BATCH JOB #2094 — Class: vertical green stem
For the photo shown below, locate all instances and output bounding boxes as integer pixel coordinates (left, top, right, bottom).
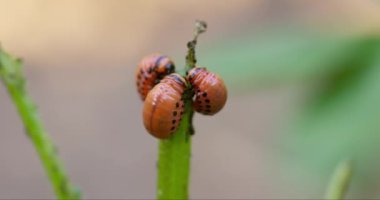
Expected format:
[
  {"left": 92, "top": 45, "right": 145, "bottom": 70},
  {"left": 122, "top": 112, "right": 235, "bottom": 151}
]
[
  {"left": 156, "top": 20, "right": 207, "bottom": 200},
  {"left": 0, "top": 48, "right": 80, "bottom": 200},
  {"left": 157, "top": 101, "right": 192, "bottom": 199},
  {"left": 325, "top": 159, "right": 353, "bottom": 200}
]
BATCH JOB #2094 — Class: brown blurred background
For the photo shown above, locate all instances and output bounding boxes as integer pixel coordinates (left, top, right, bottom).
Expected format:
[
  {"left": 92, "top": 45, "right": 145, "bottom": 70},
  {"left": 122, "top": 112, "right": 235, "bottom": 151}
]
[{"left": 1, "top": 1, "right": 380, "bottom": 199}]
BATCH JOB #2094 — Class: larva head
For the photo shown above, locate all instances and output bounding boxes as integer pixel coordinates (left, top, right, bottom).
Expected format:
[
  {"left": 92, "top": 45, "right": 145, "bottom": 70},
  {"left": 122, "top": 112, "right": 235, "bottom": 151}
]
[
  {"left": 187, "top": 67, "right": 206, "bottom": 83},
  {"left": 135, "top": 54, "right": 175, "bottom": 100},
  {"left": 187, "top": 67, "right": 227, "bottom": 115},
  {"left": 154, "top": 56, "right": 175, "bottom": 79},
  {"left": 142, "top": 73, "right": 187, "bottom": 139},
  {"left": 160, "top": 73, "right": 187, "bottom": 93}
]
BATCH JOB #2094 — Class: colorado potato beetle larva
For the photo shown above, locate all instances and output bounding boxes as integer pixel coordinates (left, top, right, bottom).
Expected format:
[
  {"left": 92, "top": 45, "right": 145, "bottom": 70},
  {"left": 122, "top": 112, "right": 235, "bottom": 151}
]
[
  {"left": 136, "top": 54, "right": 175, "bottom": 100},
  {"left": 143, "top": 73, "right": 187, "bottom": 139},
  {"left": 187, "top": 67, "right": 227, "bottom": 115}
]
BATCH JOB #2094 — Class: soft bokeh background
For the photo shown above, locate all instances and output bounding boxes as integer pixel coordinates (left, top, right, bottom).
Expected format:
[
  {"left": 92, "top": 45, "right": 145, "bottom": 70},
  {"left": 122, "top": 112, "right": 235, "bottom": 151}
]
[{"left": 1, "top": 0, "right": 380, "bottom": 199}]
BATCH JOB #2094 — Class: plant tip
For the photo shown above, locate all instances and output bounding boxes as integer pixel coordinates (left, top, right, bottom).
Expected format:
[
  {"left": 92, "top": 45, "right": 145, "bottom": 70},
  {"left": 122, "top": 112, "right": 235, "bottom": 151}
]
[{"left": 195, "top": 20, "right": 207, "bottom": 34}]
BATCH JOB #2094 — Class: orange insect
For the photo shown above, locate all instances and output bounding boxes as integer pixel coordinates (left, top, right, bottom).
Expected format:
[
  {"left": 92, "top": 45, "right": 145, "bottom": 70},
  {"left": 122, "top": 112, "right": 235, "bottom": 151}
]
[
  {"left": 143, "top": 73, "right": 187, "bottom": 139},
  {"left": 136, "top": 54, "right": 175, "bottom": 100},
  {"left": 187, "top": 67, "right": 227, "bottom": 115}
]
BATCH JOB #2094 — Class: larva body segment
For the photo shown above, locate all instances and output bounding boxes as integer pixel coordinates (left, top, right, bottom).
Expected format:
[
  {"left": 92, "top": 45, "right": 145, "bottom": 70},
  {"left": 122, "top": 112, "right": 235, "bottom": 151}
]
[
  {"left": 136, "top": 54, "right": 175, "bottom": 100},
  {"left": 143, "top": 73, "right": 187, "bottom": 139},
  {"left": 187, "top": 67, "right": 227, "bottom": 115}
]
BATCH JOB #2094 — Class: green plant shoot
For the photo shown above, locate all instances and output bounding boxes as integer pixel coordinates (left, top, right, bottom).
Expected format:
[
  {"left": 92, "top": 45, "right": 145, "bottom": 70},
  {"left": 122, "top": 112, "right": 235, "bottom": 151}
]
[{"left": 0, "top": 47, "right": 81, "bottom": 200}]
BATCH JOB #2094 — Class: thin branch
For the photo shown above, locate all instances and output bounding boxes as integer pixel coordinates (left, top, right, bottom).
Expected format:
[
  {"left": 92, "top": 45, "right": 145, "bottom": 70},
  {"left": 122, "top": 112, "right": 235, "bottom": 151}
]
[
  {"left": 185, "top": 20, "right": 207, "bottom": 71},
  {"left": 0, "top": 47, "right": 81, "bottom": 200}
]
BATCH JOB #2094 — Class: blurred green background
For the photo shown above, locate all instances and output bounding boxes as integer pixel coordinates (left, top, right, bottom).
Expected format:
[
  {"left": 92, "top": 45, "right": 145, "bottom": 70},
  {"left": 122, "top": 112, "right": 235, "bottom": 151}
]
[{"left": 0, "top": 0, "right": 380, "bottom": 199}]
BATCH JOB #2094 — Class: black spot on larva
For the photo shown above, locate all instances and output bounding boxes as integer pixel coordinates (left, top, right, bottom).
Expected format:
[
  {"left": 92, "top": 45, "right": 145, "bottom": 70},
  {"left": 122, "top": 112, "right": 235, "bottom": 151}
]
[
  {"left": 206, "top": 105, "right": 211, "bottom": 108},
  {"left": 148, "top": 67, "right": 153, "bottom": 74},
  {"left": 172, "top": 120, "right": 176, "bottom": 124},
  {"left": 186, "top": 71, "right": 189, "bottom": 75},
  {"left": 180, "top": 111, "right": 183, "bottom": 115},
  {"left": 176, "top": 102, "right": 179, "bottom": 108},
  {"left": 197, "top": 100, "right": 202, "bottom": 104},
  {"left": 166, "top": 63, "right": 175, "bottom": 73},
  {"left": 205, "top": 99, "right": 210, "bottom": 103},
  {"left": 137, "top": 74, "right": 141, "bottom": 79},
  {"left": 202, "top": 92, "right": 207, "bottom": 97},
  {"left": 171, "top": 126, "right": 175, "bottom": 131},
  {"left": 173, "top": 111, "right": 177, "bottom": 116}
]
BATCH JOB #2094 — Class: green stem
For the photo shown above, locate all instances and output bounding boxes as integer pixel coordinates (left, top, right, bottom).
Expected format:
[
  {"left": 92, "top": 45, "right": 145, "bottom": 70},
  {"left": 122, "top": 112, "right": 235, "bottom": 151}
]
[
  {"left": 325, "top": 159, "right": 353, "bottom": 200},
  {"left": 186, "top": 20, "right": 207, "bottom": 71},
  {"left": 0, "top": 48, "right": 80, "bottom": 200},
  {"left": 156, "top": 20, "right": 207, "bottom": 200},
  {"left": 157, "top": 101, "right": 193, "bottom": 199}
]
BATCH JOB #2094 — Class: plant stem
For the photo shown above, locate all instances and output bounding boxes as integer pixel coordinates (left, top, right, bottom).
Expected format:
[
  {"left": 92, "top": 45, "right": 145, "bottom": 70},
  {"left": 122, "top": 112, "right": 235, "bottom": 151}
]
[
  {"left": 0, "top": 48, "right": 80, "bottom": 200},
  {"left": 186, "top": 20, "right": 207, "bottom": 71},
  {"left": 325, "top": 159, "right": 353, "bottom": 200},
  {"left": 156, "top": 20, "right": 207, "bottom": 200},
  {"left": 157, "top": 101, "right": 192, "bottom": 199}
]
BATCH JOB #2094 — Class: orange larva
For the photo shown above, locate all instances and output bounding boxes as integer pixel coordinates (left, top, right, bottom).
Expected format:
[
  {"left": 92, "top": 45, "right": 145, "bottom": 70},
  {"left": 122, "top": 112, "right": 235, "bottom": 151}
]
[
  {"left": 187, "top": 67, "right": 227, "bottom": 115},
  {"left": 136, "top": 53, "right": 175, "bottom": 100},
  {"left": 143, "top": 73, "right": 187, "bottom": 139}
]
